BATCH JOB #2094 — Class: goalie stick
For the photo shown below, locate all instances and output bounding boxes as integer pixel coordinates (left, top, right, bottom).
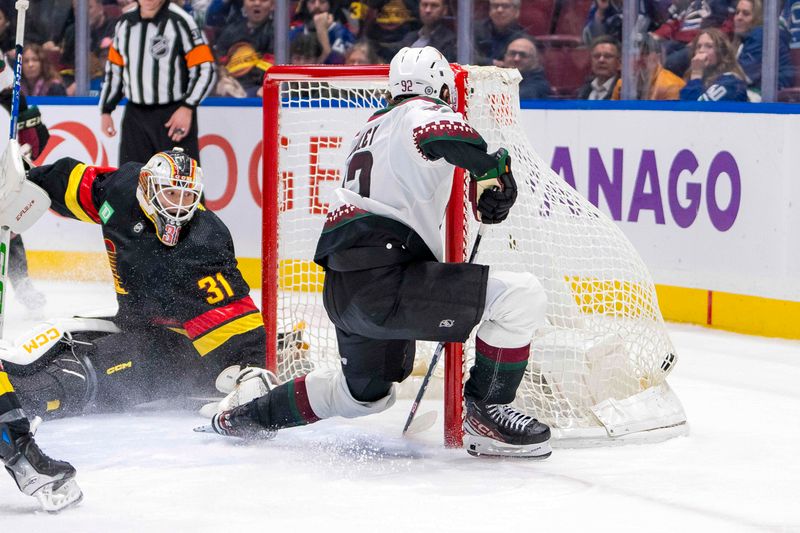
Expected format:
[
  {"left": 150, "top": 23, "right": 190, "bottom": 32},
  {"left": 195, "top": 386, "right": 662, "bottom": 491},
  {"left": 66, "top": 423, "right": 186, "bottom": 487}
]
[
  {"left": 0, "top": 0, "right": 29, "bottom": 337},
  {"left": 403, "top": 223, "right": 487, "bottom": 436},
  {"left": 0, "top": 2, "right": 81, "bottom": 513}
]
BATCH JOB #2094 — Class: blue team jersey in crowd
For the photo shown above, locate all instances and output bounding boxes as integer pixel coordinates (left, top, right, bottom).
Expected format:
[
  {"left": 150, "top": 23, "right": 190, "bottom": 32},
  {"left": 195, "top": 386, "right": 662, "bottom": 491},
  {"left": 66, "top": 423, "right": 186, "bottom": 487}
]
[{"left": 680, "top": 74, "right": 749, "bottom": 102}]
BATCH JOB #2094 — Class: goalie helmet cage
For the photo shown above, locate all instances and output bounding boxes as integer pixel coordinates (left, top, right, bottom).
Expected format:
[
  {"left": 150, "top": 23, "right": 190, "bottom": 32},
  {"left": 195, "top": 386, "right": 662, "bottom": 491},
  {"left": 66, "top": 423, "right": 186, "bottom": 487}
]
[{"left": 262, "top": 65, "right": 688, "bottom": 449}]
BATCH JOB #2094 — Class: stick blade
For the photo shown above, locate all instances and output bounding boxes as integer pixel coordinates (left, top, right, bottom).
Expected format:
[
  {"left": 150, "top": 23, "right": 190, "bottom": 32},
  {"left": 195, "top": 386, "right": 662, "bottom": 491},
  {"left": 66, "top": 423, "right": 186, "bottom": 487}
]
[{"left": 403, "top": 410, "right": 438, "bottom": 436}]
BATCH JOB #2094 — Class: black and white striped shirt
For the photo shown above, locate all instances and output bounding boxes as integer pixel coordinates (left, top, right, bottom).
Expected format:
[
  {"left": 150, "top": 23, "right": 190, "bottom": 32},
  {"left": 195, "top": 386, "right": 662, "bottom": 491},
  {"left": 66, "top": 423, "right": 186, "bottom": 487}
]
[{"left": 99, "top": 2, "right": 216, "bottom": 113}]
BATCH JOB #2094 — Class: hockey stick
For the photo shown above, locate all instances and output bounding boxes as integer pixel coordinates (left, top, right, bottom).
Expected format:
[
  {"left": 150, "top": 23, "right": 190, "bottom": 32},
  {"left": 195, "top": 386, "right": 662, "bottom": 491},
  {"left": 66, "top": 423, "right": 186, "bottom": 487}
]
[
  {"left": 0, "top": 0, "right": 30, "bottom": 338},
  {"left": 402, "top": 223, "right": 487, "bottom": 436}
]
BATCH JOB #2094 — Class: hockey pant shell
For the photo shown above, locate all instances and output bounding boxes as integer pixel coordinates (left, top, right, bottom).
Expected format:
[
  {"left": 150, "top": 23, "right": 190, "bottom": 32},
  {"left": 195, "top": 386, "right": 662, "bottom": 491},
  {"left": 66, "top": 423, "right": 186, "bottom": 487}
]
[
  {"left": 323, "top": 259, "right": 487, "bottom": 403},
  {"left": 464, "top": 270, "right": 547, "bottom": 405},
  {"left": 119, "top": 102, "right": 200, "bottom": 165},
  {"left": 260, "top": 260, "right": 487, "bottom": 424},
  {"left": 7, "top": 329, "right": 222, "bottom": 419}
]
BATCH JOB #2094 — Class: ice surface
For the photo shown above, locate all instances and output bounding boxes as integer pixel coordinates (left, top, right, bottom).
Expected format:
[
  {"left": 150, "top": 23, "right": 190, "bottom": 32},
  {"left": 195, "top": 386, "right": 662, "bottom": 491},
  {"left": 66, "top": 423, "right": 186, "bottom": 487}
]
[{"left": 1, "top": 281, "right": 798, "bottom": 532}]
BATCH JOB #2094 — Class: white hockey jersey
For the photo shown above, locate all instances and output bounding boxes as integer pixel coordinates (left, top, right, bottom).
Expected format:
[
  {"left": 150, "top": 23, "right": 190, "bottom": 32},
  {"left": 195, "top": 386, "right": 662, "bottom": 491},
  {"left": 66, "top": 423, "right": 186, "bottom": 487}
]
[{"left": 327, "top": 96, "right": 485, "bottom": 261}]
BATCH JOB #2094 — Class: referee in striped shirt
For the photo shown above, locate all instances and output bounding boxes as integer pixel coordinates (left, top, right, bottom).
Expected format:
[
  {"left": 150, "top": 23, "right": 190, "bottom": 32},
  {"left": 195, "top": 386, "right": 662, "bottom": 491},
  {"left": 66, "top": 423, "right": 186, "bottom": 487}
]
[{"left": 99, "top": 0, "right": 217, "bottom": 164}]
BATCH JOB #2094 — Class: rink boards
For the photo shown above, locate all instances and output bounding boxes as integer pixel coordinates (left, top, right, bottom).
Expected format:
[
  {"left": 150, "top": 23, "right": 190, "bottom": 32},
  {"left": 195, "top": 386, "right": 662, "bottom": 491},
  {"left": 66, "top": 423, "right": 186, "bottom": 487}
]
[{"left": 8, "top": 98, "right": 800, "bottom": 339}]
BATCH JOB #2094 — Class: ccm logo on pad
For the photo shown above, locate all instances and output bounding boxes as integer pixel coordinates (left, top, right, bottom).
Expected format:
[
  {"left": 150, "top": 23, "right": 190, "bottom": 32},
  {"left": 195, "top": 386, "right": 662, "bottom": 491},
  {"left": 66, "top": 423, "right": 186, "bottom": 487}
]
[{"left": 22, "top": 328, "right": 60, "bottom": 353}]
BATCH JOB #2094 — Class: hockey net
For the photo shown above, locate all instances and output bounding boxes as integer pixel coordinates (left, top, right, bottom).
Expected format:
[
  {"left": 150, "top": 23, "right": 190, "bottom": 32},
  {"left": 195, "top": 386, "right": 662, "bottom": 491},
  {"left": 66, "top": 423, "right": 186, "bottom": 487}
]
[{"left": 262, "top": 65, "right": 687, "bottom": 448}]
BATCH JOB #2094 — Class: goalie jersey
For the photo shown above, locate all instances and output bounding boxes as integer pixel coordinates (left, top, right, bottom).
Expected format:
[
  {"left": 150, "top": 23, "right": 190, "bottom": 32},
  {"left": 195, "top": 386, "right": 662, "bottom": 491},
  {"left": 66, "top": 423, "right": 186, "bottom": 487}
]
[
  {"left": 27, "top": 159, "right": 266, "bottom": 365},
  {"left": 315, "top": 96, "right": 491, "bottom": 270}
]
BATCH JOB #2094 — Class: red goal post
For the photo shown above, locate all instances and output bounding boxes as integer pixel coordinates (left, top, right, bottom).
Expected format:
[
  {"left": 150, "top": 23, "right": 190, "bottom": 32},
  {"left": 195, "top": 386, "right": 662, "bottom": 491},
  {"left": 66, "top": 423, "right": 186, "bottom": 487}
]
[{"left": 262, "top": 65, "right": 471, "bottom": 446}]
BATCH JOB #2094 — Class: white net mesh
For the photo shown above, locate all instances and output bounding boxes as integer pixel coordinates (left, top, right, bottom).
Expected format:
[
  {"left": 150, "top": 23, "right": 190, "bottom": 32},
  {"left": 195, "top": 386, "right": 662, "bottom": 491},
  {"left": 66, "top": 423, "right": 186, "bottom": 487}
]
[
  {"left": 267, "top": 67, "right": 683, "bottom": 443},
  {"left": 459, "top": 67, "right": 678, "bottom": 435}
]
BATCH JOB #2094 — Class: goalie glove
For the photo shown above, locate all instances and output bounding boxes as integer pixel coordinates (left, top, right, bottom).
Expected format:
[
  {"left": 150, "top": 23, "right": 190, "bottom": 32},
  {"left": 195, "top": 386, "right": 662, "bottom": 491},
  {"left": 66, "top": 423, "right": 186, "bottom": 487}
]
[
  {"left": 200, "top": 366, "right": 281, "bottom": 418},
  {"left": 469, "top": 148, "right": 517, "bottom": 224}
]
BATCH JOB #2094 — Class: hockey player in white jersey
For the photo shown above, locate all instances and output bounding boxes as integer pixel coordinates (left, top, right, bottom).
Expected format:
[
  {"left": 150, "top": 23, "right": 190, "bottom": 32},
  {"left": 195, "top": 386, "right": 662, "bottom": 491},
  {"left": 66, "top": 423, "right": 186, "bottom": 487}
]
[{"left": 204, "top": 46, "right": 551, "bottom": 458}]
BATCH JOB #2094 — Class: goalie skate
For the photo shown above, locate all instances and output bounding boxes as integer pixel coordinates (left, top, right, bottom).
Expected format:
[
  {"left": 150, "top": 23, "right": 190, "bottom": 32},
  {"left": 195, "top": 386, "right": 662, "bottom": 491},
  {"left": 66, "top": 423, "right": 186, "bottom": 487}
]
[{"left": 463, "top": 401, "right": 552, "bottom": 459}]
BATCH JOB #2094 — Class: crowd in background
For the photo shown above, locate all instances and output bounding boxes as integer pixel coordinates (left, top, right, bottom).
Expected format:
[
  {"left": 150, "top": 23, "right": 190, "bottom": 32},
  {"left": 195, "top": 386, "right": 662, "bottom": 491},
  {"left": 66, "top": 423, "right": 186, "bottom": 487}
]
[{"left": 1, "top": 0, "right": 799, "bottom": 102}]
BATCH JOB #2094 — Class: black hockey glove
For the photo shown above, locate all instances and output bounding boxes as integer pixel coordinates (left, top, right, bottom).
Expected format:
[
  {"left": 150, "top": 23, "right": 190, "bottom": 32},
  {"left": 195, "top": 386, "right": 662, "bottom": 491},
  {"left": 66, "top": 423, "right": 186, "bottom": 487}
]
[{"left": 469, "top": 148, "right": 517, "bottom": 224}]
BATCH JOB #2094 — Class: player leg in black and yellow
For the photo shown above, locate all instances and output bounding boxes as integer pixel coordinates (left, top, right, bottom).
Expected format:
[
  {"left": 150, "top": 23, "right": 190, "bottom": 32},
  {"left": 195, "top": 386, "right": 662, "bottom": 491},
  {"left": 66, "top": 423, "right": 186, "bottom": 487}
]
[{"left": 0, "top": 363, "right": 82, "bottom": 511}]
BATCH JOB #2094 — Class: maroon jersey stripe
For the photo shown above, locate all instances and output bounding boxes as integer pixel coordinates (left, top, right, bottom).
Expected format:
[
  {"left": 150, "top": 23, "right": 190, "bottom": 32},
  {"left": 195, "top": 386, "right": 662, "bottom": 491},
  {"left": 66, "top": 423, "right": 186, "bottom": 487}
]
[
  {"left": 475, "top": 337, "right": 530, "bottom": 364},
  {"left": 292, "top": 375, "right": 320, "bottom": 423}
]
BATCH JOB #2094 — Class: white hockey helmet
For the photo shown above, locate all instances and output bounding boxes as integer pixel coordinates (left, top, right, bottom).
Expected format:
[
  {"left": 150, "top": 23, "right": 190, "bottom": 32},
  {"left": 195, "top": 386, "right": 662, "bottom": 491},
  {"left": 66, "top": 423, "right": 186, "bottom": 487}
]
[
  {"left": 389, "top": 46, "right": 455, "bottom": 106},
  {"left": 137, "top": 147, "right": 204, "bottom": 246}
]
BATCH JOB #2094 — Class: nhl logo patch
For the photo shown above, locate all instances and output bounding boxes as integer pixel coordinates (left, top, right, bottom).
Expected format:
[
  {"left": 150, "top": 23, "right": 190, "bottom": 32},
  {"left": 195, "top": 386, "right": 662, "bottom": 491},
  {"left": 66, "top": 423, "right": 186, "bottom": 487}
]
[
  {"left": 150, "top": 36, "right": 170, "bottom": 59},
  {"left": 133, "top": 222, "right": 144, "bottom": 233}
]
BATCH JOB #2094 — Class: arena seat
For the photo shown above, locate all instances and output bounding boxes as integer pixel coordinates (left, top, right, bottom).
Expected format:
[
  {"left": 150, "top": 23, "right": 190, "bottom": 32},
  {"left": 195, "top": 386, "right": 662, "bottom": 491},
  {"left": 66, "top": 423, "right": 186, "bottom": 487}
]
[
  {"left": 553, "top": 0, "right": 593, "bottom": 36},
  {"left": 521, "top": 0, "right": 555, "bottom": 36},
  {"left": 541, "top": 45, "right": 591, "bottom": 98}
]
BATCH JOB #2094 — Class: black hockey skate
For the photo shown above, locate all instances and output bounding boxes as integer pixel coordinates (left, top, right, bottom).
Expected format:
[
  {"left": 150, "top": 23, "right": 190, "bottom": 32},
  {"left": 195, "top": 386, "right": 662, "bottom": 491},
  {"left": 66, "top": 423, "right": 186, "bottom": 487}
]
[
  {"left": 0, "top": 424, "right": 83, "bottom": 512},
  {"left": 194, "top": 402, "right": 276, "bottom": 440},
  {"left": 463, "top": 401, "right": 552, "bottom": 459}
]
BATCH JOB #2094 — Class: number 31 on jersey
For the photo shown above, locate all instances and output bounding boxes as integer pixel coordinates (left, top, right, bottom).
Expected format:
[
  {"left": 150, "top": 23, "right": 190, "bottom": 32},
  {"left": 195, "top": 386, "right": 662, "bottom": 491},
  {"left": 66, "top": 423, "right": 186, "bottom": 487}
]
[{"left": 198, "top": 273, "right": 234, "bottom": 304}]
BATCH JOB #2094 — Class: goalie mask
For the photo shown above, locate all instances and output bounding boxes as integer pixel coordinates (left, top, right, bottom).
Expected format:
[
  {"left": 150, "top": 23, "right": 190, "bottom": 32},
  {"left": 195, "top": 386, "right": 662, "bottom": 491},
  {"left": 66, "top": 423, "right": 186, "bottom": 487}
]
[
  {"left": 137, "top": 148, "right": 204, "bottom": 246},
  {"left": 389, "top": 46, "right": 456, "bottom": 107}
]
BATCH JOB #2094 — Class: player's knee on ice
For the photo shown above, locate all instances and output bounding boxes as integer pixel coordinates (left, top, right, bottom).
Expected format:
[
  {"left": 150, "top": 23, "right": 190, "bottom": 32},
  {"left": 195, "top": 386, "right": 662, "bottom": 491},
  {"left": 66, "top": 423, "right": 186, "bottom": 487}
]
[{"left": 479, "top": 271, "right": 547, "bottom": 348}]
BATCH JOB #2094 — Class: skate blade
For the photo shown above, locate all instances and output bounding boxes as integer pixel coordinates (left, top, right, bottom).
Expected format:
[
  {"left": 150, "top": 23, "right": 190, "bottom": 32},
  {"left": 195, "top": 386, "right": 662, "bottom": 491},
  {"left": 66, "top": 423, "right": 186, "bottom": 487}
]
[
  {"left": 193, "top": 424, "right": 277, "bottom": 440},
  {"left": 464, "top": 434, "right": 552, "bottom": 459},
  {"left": 36, "top": 478, "right": 83, "bottom": 513}
]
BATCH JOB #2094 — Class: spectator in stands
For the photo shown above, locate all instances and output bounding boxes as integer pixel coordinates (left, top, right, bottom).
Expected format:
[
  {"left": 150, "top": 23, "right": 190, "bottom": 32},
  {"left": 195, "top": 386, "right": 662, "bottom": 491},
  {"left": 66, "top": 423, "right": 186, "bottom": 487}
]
[
  {"left": 26, "top": 0, "right": 73, "bottom": 47},
  {"left": 212, "top": 0, "right": 273, "bottom": 97},
  {"left": 475, "top": 0, "right": 525, "bottom": 66},
  {"left": 345, "top": 39, "right": 383, "bottom": 63},
  {"left": 583, "top": 0, "right": 623, "bottom": 44},
  {"left": 214, "top": 60, "right": 246, "bottom": 97},
  {"left": 290, "top": 0, "right": 355, "bottom": 64},
  {"left": 205, "top": 0, "right": 244, "bottom": 29},
  {"left": 781, "top": 0, "right": 800, "bottom": 48},
  {"left": 58, "top": 0, "right": 118, "bottom": 71},
  {"left": 20, "top": 44, "right": 67, "bottom": 96},
  {"left": 396, "top": 0, "right": 455, "bottom": 61},
  {"left": 680, "top": 27, "right": 749, "bottom": 100},
  {"left": 0, "top": 4, "right": 13, "bottom": 54},
  {"left": 62, "top": 47, "right": 108, "bottom": 96},
  {"left": 363, "top": 0, "right": 419, "bottom": 62},
  {"left": 733, "top": 0, "right": 794, "bottom": 97},
  {"left": 613, "top": 32, "right": 685, "bottom": 99},
  {"left": 583, "top": 0, "right": 666, "bottom": 45},
  {"left": 652, "top": 0, "right": 731, "bottom": 76},
  {"left": 214, "top": 0, "right": 273, "bottom": 58},
  {"left": 290, "top": 31, "right": 323, "bottom": 64},
  {"left": 502, "top": 36, "right": 551, "bottom": 99},
  {"left": 577, "top": 35, "right": 621, "bottom": 99}
]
